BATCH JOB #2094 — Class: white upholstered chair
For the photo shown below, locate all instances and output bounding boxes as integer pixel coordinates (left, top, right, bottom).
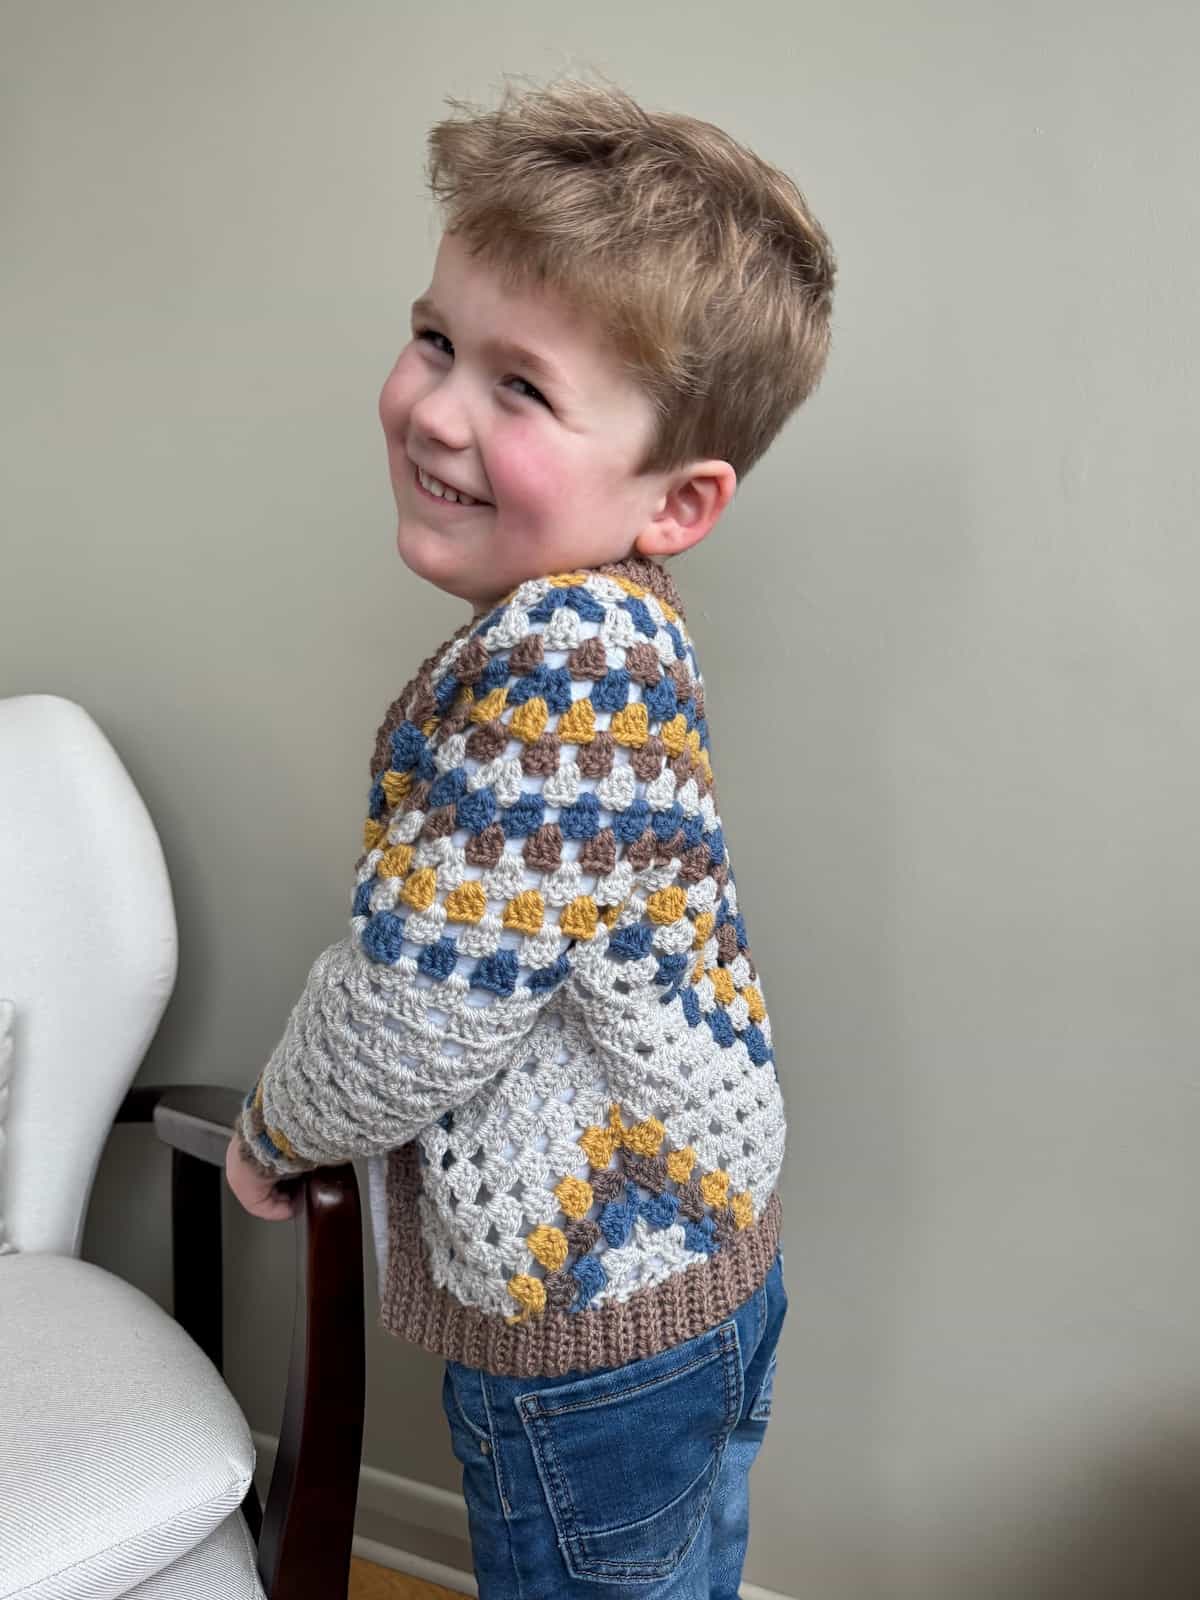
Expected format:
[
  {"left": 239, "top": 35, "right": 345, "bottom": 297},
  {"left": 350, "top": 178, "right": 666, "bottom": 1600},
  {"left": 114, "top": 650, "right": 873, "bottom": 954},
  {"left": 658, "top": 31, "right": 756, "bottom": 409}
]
[{"left": 0, "top": 694, "right": 364, "bottom": 1599}]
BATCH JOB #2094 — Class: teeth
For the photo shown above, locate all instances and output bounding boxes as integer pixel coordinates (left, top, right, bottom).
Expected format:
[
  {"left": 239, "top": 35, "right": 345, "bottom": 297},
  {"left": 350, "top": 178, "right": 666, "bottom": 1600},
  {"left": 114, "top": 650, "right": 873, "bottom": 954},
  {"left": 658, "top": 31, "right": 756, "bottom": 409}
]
[{"left": 417, "top": 465, "right": 478, "bottom": 506}]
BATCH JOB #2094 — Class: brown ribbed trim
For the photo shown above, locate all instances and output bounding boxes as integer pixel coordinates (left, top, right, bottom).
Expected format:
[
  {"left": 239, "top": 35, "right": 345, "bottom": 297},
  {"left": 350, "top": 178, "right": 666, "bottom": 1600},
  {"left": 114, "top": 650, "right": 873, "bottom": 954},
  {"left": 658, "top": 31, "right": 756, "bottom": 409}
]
[
  {"left": 377, "top": 1141, "right": 782, "bottom": 1377},
  {"left": 596, "top": 553, "right": 688, "bottom": 622}
]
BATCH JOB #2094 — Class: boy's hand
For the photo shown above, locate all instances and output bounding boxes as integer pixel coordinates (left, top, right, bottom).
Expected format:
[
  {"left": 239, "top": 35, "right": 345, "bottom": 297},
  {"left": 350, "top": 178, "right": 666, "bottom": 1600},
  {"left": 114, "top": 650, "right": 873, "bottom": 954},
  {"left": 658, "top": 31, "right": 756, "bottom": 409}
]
[{"left": 225, "top": 1133, "right": 301, "bottom": 1222}]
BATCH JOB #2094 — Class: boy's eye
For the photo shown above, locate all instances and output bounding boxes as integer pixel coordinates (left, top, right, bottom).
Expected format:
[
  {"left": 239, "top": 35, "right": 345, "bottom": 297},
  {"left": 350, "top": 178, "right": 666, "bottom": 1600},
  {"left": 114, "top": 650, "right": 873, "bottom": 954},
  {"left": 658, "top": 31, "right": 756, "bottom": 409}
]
[
  {"left": 505, "top": 375, "right": 550, "bottom": 408},
  {"left": 415, "top": 327, "right": 452, "bottom": 357}
]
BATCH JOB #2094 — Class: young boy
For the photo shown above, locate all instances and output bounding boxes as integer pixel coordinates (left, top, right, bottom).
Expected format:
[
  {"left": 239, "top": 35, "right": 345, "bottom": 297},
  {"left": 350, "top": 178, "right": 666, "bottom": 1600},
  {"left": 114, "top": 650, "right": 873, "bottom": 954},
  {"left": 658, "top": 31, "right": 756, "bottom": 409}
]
[{"left": 226, "top": 76, "right": 835, "bottom": 1597}]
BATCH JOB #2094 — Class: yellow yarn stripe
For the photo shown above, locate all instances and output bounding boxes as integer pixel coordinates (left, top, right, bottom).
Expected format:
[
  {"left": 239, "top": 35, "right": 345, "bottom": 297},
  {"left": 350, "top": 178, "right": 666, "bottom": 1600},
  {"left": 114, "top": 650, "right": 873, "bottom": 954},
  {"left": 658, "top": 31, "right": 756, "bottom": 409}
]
[
  {"left": 505, "top": 1275, "right": 545, "bottom": 1325},
  {"left": 743, "top": 985, "right": 766, "bottom": 1023},
  {"left": 709, "top": 968, "right": 736, "bottom": 1006},
  {"left": 665, "top": 1146, "right": 696, "bottom": 1182},
  {"left": 559, "top": 895, "right": 599, "bottom": 940},
  {"left": 554, "top": 1175, "right": 593, "bottom": 1219},
  {"left": 503, "top": 890, "right": 545, "bottom": 934},
  {"left": 510, "top": 698, "right": 549, "bottom": 743},
  {"left": 444, "top": 882, "right": 488, "bottom": 924},
  {"left": 526, "top": 1224, "right": 568, "bottom": 1272},
  {"left": 558, "top": 697, "right": 597, "bottom": 744},
  {"left": 578, "top": 1123, "right": 619, "bottom": 1168},
  {"left": 377, "top": 844, "right": 414, "bottom": 878},
  {"left": 382, "top": 769, "right": 412, "bottom": 808},
  {"left": 647, "top": 887, "right": 688, "bottom": 925},
  {"left": 623, "top": 1116, "right": 666, "bottom": 1156},
  {"left": 661, "top": 715, "right": 688, "bottom": 756},
  {"left": 609, "top": 703, "right": 649, "bottom": 748},
  {"left": 700, "top": 1170, "right": 730, "bottom": 1207},
  {"left": 400, "top": 867, "right": 437, "bottom": 912},
  {"left": 470, "top": 687, "right": 508, "bottom": 724}
]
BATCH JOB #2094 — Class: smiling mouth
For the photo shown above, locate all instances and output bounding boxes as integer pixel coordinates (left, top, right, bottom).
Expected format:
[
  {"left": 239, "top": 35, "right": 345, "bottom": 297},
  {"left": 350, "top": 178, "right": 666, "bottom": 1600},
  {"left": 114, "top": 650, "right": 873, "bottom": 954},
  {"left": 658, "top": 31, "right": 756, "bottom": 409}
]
[{"left": 411, "top": 461, "right": 491, "bottom": 508}]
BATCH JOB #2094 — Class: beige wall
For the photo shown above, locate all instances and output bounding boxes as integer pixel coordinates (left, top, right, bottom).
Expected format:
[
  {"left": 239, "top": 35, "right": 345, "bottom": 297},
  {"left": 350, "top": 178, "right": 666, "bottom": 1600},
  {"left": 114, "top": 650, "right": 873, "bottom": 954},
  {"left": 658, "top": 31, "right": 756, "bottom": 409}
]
[{"left": 6, "top": 2, "right": 1200, "bottom": 1594}]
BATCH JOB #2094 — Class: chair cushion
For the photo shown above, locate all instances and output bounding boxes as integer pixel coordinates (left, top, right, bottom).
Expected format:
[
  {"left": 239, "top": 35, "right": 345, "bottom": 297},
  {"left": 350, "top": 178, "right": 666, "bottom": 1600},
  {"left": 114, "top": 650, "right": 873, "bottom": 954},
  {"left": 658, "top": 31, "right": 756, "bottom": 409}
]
[
  {"left": 120, "top": 1513, "right": 264, "bottom": 1599},
  {"left": 0, "top": 1001, "right": 14, "bottom": 1255},
  {"left": 0, "top": 1254, "right": 256, "bottom": 1600}
]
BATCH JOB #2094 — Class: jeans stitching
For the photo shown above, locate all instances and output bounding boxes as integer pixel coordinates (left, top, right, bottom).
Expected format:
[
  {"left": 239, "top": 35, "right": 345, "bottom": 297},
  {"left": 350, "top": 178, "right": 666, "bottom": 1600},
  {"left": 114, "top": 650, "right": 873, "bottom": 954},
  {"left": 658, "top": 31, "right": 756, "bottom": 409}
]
[
  {"left": 479, "top": 1373, "right": 515, "bottom": 1519},
  {"left": 517, "top": 1342, "right": 728, "bottom": 1419},
  {"left": 478, "top": 1375, "right": 525, "bottom": 1600},
  {"left": 521, "top": 1395, "right": 587, "bottom": 1572},
  {"left": 446, "top": 1366, "right": 490, "bottom": 1444},
  {"left": 748, "top": 1350, "right": 777, "bottom": 1422},
  {"left": 567, "top": 1460, "right": 724, "bottom": 1577}
]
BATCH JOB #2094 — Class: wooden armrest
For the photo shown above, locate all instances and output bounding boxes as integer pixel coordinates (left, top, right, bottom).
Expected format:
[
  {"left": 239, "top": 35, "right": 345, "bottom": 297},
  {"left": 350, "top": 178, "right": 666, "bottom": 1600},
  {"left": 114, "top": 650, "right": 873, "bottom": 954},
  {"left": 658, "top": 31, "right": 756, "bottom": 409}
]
[
  {"left": 119, "top": 1083, "right": 247, "bottom": 1163},
  {"left": 116, "top": 1085, "right": 365, "bottom": 1599}
]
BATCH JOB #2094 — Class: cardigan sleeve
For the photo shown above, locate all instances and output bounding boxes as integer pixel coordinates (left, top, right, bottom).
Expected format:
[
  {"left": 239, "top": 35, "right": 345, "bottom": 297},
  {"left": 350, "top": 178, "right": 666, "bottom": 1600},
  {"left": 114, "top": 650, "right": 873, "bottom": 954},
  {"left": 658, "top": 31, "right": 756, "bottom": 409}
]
[{"left": 235, "top": 574, "right": 705, "bottom": 1180}]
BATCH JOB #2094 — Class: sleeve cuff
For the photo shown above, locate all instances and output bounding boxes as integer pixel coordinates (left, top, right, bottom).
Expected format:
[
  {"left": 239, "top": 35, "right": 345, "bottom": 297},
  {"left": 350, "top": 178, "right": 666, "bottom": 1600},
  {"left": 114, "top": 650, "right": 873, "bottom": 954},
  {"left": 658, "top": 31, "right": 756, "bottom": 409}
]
[
  {"left": 236, "top": 1128, "right": 288, "bottom": 1182},
  {"left": 236, "top": 1089, "right": 321, "bottom": 1180}
]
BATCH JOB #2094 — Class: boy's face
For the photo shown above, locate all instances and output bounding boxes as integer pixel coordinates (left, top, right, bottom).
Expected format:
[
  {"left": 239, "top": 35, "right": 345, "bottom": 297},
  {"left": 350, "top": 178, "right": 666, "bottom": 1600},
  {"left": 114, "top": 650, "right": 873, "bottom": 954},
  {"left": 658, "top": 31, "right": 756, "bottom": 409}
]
[{"left": 378, "top": 231, "right": 677, "bottom": 615}]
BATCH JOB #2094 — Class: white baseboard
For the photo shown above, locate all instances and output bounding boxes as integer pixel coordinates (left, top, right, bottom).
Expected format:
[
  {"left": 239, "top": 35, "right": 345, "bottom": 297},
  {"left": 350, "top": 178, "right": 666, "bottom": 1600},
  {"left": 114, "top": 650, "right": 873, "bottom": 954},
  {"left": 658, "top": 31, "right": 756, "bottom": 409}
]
[
  {"left": 252, "top": 1431, "right": 791, "bottom": 1600},
  {"left": 351, "top": 1532, "right": 480, "bottom": 1596}
]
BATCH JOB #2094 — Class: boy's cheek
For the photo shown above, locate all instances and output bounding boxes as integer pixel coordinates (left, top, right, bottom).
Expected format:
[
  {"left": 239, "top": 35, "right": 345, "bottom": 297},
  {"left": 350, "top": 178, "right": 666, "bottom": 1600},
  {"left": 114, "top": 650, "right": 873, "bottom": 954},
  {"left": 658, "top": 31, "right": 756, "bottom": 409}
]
[
  {"left": 486, "top": 440, "right": 563, "bottom": 520},
  {"left": 378, "top": 362, "right": 416, "bottom": 436}
]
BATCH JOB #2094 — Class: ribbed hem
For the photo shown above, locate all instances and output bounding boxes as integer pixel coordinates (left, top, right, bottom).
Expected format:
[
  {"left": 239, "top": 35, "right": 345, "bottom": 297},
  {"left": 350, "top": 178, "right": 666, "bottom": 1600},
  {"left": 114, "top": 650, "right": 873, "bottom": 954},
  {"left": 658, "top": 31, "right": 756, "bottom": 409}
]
[{"left": 377, "top": 1141, "right": 783, "bottom": 1377}]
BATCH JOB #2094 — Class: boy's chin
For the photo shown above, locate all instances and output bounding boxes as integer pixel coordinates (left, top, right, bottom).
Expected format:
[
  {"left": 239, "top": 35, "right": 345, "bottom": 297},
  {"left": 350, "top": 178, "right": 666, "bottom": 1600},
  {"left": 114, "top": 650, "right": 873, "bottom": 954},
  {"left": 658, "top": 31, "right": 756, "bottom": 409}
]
[{"left": 394, "top": 526, "right": 499, "bottom": 610}]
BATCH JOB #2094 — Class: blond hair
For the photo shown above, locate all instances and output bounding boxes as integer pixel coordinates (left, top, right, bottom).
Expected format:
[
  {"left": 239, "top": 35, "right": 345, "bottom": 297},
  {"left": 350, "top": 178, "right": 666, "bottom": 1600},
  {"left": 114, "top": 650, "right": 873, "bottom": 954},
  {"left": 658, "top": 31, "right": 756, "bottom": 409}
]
[{"left": 425, "top": 76, "right": 837, "bottom": 481}]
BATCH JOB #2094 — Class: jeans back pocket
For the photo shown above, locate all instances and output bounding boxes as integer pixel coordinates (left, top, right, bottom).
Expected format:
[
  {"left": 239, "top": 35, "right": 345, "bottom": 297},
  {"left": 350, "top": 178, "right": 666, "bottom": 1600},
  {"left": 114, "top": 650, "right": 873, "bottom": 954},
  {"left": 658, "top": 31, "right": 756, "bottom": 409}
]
[{"left": 515, "top": 1319, "right": 744, "bottom": 1582}]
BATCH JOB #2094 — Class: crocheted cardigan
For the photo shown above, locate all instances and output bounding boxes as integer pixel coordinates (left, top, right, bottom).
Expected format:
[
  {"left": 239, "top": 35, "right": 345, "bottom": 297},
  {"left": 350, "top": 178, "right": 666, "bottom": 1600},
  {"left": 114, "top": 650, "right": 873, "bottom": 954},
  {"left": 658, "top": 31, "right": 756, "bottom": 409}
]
[{"left": 236, "top": 552, "right": 786, "bottom": 1376}]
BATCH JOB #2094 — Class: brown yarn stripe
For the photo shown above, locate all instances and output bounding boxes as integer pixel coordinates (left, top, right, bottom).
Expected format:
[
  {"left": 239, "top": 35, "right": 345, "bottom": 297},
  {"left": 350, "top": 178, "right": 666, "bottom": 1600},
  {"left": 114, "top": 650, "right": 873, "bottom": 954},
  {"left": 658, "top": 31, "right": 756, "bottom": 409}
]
[{"left": 379, "top": 1140, "right": 783, "bottom": 1377}]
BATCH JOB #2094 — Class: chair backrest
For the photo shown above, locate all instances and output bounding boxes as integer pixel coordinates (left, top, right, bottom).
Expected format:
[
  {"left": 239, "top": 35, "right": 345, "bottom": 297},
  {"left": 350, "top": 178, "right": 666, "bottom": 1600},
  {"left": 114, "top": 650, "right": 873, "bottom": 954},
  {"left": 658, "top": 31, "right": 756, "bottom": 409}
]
[{"left": 0, "top": 695, "right": 177, "bottom": 1255}]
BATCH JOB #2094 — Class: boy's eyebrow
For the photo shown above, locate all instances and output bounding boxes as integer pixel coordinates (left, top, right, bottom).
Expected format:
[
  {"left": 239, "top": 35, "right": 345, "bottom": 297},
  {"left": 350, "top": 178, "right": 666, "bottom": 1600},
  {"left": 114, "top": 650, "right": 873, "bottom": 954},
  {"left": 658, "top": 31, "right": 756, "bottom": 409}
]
[{"left": 410, "top": 296, "right": 574, "bottom": 395}]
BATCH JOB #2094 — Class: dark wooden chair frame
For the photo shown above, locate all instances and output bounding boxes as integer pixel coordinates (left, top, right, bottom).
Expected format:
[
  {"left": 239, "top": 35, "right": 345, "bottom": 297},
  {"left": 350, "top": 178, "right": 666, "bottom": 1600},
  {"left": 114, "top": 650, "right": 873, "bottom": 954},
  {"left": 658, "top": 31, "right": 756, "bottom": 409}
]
[{"left": 116, "top": 1084, "right": 365, "bottom": 1600}]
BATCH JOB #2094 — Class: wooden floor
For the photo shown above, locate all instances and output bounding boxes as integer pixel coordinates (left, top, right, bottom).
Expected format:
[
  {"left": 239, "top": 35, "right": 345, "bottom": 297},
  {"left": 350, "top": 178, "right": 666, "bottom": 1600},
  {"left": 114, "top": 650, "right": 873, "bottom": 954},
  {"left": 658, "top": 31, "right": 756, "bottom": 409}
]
[{"left": 349, "top": 1557, "right": 468, "bottom": 1599}]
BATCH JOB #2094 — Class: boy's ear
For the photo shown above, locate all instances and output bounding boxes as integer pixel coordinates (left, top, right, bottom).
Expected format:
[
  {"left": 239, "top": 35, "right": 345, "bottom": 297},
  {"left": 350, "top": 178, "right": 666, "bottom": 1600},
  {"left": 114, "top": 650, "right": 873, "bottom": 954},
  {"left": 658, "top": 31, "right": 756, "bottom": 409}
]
[{"left": 634, "top": 460, "right": 737, "bottom": 559}]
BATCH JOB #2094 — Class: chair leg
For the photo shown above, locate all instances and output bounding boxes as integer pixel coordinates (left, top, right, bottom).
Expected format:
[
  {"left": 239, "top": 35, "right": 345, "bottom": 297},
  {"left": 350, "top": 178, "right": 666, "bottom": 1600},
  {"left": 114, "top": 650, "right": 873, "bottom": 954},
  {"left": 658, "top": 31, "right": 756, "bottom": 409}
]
[
  {"left": 172, "top": 1148, "right": 223, "bottom": 1371},
  {"left": 258, "top": 1167, "right": 364, "bottom": 1599}
]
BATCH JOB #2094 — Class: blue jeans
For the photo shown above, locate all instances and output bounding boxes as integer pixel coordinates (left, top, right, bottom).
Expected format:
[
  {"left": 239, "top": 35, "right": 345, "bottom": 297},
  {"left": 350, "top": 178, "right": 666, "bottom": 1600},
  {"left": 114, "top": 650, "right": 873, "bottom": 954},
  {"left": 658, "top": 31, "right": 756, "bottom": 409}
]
[{"left": 442, "top": 1249, "right": 788, "bottom": 1598}]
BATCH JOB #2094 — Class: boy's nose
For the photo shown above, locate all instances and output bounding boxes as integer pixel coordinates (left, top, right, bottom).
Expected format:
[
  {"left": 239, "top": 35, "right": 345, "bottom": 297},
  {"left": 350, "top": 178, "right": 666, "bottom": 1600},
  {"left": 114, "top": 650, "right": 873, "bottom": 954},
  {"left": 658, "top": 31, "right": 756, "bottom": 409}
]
[{"left": 409, "top": 380, "right": 473, "bottom": 454}]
